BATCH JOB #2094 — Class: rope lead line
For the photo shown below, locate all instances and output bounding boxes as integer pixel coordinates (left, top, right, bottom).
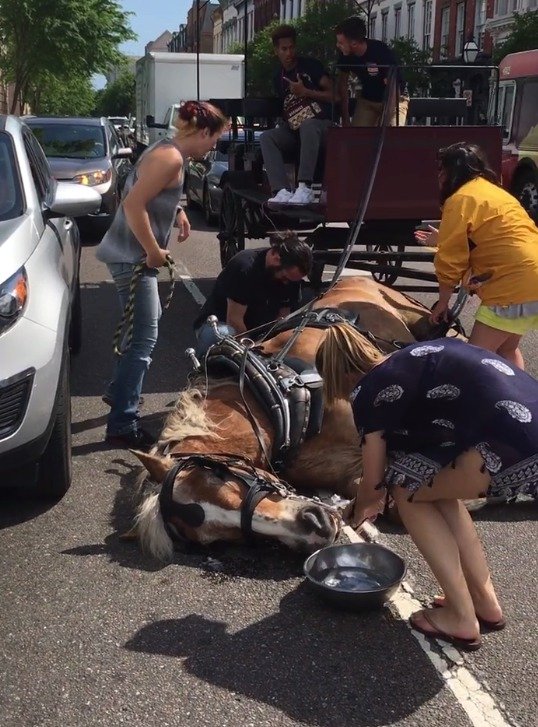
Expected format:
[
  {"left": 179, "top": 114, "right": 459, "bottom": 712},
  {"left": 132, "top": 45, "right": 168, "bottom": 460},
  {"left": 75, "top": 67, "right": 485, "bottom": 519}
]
[{"left": 112, "top": 255, "right": 176, "bottom": 356}]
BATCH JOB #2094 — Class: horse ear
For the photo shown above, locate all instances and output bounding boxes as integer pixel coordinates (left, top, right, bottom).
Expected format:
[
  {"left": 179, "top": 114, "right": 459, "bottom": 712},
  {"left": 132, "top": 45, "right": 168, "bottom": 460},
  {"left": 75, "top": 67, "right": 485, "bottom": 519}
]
[{"left": 130, "top": 449, "right": 171, "bottom": 482}]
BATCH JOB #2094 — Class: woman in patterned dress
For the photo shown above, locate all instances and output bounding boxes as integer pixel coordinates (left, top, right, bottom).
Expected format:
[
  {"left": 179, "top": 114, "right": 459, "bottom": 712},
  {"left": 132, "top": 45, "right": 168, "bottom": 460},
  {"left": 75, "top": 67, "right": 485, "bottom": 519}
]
[{"left": 316, "top": 323, "right": 538, "bottom": 651}]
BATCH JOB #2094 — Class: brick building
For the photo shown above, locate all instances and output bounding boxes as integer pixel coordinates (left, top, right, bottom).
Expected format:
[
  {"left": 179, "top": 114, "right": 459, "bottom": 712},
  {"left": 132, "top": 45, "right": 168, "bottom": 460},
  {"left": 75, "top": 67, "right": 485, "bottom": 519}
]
[
  {"left": 169, "top": 1, "right": 218, "bottom": 52},
  {"left": 433, "top": 0, "right": 494, "bottom": 61}
]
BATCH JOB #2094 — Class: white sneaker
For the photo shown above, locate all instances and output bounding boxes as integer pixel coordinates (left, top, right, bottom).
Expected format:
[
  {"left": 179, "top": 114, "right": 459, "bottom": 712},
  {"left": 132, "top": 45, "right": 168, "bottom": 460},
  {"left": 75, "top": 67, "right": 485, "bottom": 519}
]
[
  {"left": 288, "top": 185, "right": 315, "bottom": 205},
  {"left": 268, "top": 188, "right": 293, "bottom": 204}
]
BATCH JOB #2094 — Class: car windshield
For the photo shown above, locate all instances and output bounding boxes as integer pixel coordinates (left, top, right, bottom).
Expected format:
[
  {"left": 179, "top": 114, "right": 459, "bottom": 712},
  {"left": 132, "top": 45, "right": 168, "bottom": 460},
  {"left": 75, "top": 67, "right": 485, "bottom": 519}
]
[
  {"left": 0, "top": 134, "right": 24, "bottom": 222},
  {"left": 109, "top": 117, "right": 129, "bottom": 126},
  {"left": 28, "top": 123, "right": 107, "bottom": 159}
]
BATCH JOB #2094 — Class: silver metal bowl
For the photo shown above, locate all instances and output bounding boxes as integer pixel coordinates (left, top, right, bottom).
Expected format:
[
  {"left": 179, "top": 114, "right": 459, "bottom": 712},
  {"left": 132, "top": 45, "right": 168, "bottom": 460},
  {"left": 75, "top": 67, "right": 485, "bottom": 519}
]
[{"left": 303, "top": 542, "right": 407, "bottom": 611}]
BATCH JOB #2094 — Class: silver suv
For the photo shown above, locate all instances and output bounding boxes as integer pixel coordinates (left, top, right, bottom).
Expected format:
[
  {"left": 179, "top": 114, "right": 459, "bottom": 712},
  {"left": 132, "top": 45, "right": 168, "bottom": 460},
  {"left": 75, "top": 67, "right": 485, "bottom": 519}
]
[{"left": 0, "top": 115, "right": 100, "bottom": 498}]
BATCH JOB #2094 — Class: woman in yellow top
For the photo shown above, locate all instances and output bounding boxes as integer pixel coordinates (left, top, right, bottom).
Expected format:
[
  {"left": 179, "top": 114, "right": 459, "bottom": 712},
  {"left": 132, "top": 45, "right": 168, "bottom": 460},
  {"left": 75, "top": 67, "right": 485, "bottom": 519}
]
[{"left": 418, "top": 142, "right": 538, "bottom": 370}]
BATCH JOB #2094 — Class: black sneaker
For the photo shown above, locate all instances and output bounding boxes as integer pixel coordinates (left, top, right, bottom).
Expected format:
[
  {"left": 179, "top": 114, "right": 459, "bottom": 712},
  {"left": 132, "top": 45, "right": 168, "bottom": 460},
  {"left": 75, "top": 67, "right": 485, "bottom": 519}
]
[
  {"left": 105, "top": 428, "right": 156, "bottom": 451},
  {"left": 102, "top": 394, "right": 145, "bottom": 408}
]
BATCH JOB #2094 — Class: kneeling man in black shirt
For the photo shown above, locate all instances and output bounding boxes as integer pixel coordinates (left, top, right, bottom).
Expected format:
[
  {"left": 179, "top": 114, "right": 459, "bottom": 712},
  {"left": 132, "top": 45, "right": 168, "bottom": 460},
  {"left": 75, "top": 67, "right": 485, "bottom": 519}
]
[
  {"left": 194, "top": 232, "right": 312, "bottom": 355},
  {"left": 335, "top": 16, "right": 409, "bottom": 127}
]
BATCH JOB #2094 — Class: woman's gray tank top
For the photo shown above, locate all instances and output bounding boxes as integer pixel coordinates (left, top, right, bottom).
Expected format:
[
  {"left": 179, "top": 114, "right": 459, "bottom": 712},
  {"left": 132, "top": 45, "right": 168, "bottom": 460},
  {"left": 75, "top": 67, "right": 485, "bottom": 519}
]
[{"left": 95, "top": 138, "right": 183, "bottom": 264}]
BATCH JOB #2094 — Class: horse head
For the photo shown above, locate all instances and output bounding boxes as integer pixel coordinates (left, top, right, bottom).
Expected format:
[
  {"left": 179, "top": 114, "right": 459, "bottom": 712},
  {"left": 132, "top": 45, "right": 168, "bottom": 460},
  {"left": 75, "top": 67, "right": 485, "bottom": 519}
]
[{"left": 132, "top": 450, "right": 341, "bottom": 561}]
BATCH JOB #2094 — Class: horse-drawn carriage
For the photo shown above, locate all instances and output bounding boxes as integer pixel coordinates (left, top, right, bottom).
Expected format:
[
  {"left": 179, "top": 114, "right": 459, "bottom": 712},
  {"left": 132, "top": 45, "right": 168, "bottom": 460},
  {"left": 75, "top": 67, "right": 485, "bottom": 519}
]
[{"left": 212, "top": 69, "right": 502, "bottom": 292}]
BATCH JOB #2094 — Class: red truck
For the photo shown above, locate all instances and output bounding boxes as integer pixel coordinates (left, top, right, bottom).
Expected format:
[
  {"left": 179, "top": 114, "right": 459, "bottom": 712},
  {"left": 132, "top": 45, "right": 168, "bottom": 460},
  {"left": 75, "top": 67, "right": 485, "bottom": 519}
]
[{"left": 491, "top": 49, "right": 538, "bottom": 220}]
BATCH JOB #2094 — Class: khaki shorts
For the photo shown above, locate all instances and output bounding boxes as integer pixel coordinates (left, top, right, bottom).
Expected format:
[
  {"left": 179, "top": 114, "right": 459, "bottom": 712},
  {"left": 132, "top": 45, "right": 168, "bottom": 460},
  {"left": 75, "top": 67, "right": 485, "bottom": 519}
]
[{"left": 352, "top": 95, "right": 409, "bottom": 127}]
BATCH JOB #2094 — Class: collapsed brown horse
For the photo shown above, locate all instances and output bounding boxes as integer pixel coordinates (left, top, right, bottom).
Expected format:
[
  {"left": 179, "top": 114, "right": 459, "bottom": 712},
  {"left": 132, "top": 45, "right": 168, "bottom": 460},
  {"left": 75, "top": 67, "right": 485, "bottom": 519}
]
[{"left": 133, "top": 276, "right": 441, "bottom": 560}]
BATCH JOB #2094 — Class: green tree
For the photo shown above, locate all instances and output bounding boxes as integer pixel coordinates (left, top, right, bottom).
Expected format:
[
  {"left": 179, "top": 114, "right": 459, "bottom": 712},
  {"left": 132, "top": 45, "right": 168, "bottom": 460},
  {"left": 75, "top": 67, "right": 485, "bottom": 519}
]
[
  {"left": 93, "top": 71, "right": 136, "bottom": 117},
  {"left": 0, "top": 0, "right": 135, "bottom": 113},
  {"left": 388, "top": 37, "right": 431, "bottom": 95},
  {"left": 493, "top": 11, "right": 538, "bottom": 63},
  {"left": 28, "top": 72, "right": 96, "bottom": 115}
]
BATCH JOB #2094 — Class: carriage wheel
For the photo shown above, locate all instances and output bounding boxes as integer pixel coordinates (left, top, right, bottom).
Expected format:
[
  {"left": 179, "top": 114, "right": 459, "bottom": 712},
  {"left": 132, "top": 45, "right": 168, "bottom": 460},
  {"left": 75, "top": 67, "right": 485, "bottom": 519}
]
[
  {"left": 365, "top": 243, "right": 405, "bottom": 286},
  {"left": 218, "top": 186, "right": 245, "bottom": 268}
]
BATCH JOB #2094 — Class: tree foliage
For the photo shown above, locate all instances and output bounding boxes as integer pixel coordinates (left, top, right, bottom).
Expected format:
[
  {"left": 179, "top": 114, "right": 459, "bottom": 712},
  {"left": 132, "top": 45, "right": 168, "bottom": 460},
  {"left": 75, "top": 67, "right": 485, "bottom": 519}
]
[
  {"left": 236, "top": 1, "right": 432, "bottom": 97},
  {"left": 493, "top": 11, "right": 538, "bottom": 63},
  {"left": 0, "top": 0, "right": 135, "bottom": 112},
  {"left": 388, "top": 37, "right": 431, "bottom": 95},
  {"left": 93, "top": 71, "right": 136, "bottom": 117},
  {"left": 29, "top": 72, "right": 96, "bottom": 115}
]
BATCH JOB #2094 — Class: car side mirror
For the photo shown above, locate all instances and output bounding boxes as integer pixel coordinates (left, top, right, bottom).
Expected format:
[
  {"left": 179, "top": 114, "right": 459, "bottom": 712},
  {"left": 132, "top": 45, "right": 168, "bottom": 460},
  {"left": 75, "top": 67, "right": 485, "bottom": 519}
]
[
  {"left": 146, "top": 113, "right": 167, "bottom": 130},
  {"left": 46, "top": 181, "right": 101, "bottom": 217}
]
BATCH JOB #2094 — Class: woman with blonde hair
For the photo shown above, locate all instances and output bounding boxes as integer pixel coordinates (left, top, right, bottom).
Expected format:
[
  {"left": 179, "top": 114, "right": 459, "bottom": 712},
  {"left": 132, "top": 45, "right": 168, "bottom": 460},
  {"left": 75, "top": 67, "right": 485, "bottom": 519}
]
[
  {"left": 96, "top": 101, "right": 228, "bottom": 449},
  {"left": 316, "top": 323, "right": 538, "bottom": 651}
]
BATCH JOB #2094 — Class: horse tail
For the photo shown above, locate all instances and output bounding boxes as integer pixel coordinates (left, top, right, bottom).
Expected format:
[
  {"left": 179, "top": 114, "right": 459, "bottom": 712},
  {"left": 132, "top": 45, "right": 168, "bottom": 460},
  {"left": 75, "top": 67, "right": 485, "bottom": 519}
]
[{"left": 135, "top": 493, "right": 174, "bottom": 562}]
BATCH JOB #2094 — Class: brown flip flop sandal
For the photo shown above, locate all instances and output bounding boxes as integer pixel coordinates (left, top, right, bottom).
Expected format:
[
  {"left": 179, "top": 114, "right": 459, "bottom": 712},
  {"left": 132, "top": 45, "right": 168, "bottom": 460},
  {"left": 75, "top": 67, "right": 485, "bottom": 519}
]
[
  {"left": 432, "top": 597, "right": 506, "bottom": 632},
  {"left": 410, "top": 610, "right": 482, "bottom": 652}
]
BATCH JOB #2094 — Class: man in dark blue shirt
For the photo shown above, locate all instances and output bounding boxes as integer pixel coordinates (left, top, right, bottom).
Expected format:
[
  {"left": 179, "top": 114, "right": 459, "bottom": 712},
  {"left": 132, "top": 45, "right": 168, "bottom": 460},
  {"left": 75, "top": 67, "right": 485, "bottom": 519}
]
[
  {"left": 260, "top": 24, "right": 335, "bottom": 206},
  {"left": 335, "top": 16, "right": 409, "bottom": 127}
]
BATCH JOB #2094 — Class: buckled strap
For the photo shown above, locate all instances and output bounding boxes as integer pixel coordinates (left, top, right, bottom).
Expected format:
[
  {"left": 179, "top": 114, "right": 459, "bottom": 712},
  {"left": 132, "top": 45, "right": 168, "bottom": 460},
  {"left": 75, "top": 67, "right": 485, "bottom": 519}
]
[
  {"left": 158, "top": 452, "right": 286, "bottom": 543},
  {"left": 240, "top": 479, "right": 276, "bottom": 541}
]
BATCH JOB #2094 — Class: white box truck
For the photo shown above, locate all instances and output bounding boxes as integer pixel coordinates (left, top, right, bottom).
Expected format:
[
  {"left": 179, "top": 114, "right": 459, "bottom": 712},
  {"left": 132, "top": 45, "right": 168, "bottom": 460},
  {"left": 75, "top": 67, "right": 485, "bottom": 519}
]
[{"left": 135, "top": 52, "right": 244, "bottom": 149}]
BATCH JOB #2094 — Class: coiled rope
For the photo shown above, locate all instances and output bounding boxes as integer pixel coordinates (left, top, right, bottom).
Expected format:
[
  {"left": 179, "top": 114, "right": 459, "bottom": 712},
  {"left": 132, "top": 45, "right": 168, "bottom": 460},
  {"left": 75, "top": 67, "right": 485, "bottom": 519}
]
[{"left": 112, "top": 254, "right": 176, "bottom": 356}]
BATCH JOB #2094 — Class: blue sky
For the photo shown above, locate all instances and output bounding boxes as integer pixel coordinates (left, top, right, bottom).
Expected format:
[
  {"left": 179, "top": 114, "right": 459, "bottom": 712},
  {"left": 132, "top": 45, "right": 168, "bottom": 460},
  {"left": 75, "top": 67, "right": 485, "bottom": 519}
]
[
  {"left": 94, "top": 0, "right": 192, "bottom": 88},
  {"left": 120, "top": 0, "right": 192, "bottom": 56}
]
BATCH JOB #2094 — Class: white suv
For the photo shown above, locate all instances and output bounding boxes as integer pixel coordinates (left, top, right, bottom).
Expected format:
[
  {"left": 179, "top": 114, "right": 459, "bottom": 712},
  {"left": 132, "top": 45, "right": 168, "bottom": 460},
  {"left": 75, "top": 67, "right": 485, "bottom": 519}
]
[{"left": 0, "top": 115, "right": 100, "bottom": 498}]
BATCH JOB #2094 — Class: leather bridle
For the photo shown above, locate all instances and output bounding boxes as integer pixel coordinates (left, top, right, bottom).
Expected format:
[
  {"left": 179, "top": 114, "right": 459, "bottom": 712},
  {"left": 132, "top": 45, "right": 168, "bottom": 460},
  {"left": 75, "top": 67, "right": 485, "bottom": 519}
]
[{"left": 158, "top": 452, "right": 336, "bottom": 543}]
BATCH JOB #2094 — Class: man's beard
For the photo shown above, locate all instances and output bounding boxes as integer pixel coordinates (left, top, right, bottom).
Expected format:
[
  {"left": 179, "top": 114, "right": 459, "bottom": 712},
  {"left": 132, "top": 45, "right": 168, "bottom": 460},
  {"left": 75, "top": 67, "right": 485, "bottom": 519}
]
[{"left": 266, "top": 264, "right": 285, "bottom": 281}]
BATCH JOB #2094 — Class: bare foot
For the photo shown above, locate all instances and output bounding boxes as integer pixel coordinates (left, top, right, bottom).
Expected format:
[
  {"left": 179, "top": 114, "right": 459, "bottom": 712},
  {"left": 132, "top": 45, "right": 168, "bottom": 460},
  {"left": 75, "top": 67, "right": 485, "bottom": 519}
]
[
  {"left": 412, "top": 608, "right": 480, "bottom": 642},
  {"left": 432, "top": 594, "right": 504, "bottom": 625}
]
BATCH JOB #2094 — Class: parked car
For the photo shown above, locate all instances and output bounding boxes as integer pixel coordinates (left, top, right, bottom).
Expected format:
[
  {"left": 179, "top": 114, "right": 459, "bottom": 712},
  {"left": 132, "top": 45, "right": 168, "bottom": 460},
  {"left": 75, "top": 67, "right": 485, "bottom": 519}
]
[
  {"left": 108, "top": 116, "right": 135, "bottom": 148},
  {"left": 184, "top": 129, "right": 262, "bottom": 225},
  {"left": 107, "top": 115, "right": 130, "bottom": 130},
  {"left": 25, "top": 116, "right": 132, "bottom": 231},
  {"left": 0, "top": 115, "right": 101, "bottom": 498}
]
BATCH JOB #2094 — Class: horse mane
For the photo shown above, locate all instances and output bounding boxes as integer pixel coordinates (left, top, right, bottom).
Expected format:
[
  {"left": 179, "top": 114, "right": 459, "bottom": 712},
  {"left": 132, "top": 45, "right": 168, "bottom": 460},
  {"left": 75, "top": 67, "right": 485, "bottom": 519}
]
[{"left": 157, "top": 381, "right": 224, "bottom": 452}]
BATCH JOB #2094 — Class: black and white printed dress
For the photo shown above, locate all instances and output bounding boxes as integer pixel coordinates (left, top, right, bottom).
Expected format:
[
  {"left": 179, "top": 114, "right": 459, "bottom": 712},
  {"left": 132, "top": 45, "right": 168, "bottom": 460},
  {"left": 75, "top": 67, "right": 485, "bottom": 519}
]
[{"left": 351, "top": 338, "right": 538, "bottom": 500}]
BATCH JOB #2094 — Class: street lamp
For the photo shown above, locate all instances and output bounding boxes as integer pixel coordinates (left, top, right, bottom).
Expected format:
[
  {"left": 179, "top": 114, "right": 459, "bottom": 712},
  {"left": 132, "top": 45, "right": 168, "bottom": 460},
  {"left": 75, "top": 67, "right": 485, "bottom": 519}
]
[{"left": 463, "top": 39, "right": 479, "bottom": 64}]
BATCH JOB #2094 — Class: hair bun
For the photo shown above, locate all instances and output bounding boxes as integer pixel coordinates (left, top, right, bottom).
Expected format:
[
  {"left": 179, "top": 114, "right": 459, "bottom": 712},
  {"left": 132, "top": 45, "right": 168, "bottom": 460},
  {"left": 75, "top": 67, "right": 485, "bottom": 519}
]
[{"left": 178, "top": 101, "right": 200, "bottom": 122}]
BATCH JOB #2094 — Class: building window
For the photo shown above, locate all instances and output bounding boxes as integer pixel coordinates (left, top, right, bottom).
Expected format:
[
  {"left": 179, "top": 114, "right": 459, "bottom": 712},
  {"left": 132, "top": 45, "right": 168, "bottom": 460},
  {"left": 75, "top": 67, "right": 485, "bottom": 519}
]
[
  {"left": 394, "top": 6, "right": 402, "bottom": 38},
  {"left": 423, "top": 0, "right": 432, "bottom": 49},
  {"left": 381, "top": 11, "right": 389, "bottom": 42},
  {"left": 455, "top": 2, "right": 465, "bottom": 57},
  {"left": 474, "top": 0, "right": 487, "bottom": 47},
  {"left": 440, "top": 6, "right": 450, "bottom": 59},
  {"left": 370, "top": 14, "right": 377, "bottom": 39},
  {"left": 407, "top": 3, "right": 415, "bottom": 39},
  {"left": 495, "top": 0, "right": 508, "bottom": 15}
]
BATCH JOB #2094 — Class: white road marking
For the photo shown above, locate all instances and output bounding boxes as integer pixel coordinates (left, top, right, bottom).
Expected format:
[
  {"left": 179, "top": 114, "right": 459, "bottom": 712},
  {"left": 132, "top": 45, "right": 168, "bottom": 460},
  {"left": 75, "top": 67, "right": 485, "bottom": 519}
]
[
  {"left": 344, "top": 524, "right": 515, "bottom": 727},
  {"left": 176, "top": 255, "right": 515, "bottom": 727},
  {"left": 173, "top": 258, "right": 206, "bottom": 305}
]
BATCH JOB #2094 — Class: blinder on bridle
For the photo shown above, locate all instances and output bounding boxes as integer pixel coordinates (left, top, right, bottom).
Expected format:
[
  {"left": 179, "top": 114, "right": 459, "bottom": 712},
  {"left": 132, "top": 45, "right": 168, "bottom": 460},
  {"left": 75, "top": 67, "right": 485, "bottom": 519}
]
[{"left": 158, "top": 452, "right": 303, "bottom": 543}]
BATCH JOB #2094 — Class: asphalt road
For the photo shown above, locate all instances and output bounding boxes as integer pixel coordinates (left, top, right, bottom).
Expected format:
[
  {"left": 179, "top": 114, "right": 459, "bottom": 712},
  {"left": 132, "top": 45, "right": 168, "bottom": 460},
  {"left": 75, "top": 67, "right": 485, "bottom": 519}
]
[{"left": 0, "top": 209, "right": 536, "bottom": 727}]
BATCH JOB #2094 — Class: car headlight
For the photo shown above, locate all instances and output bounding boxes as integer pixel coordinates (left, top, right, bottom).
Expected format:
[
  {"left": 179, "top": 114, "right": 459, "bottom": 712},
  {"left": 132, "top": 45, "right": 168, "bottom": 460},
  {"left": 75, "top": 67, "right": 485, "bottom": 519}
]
[
  {"left": 0, "top": 268, "right": 28, "bottom": 334},
  {"left": 72, "top": 169, "right": 112, "bottom": 186}
]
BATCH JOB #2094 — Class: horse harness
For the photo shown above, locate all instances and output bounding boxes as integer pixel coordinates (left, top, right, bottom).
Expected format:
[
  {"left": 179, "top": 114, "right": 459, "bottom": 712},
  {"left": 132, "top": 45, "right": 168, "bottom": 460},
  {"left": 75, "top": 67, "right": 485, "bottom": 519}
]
[
  {"left": 201, "top": 308, "right": 405, "bottom": 474},
  {"left": 158, "top": 452, "right": 317, "bottom": 543}
]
